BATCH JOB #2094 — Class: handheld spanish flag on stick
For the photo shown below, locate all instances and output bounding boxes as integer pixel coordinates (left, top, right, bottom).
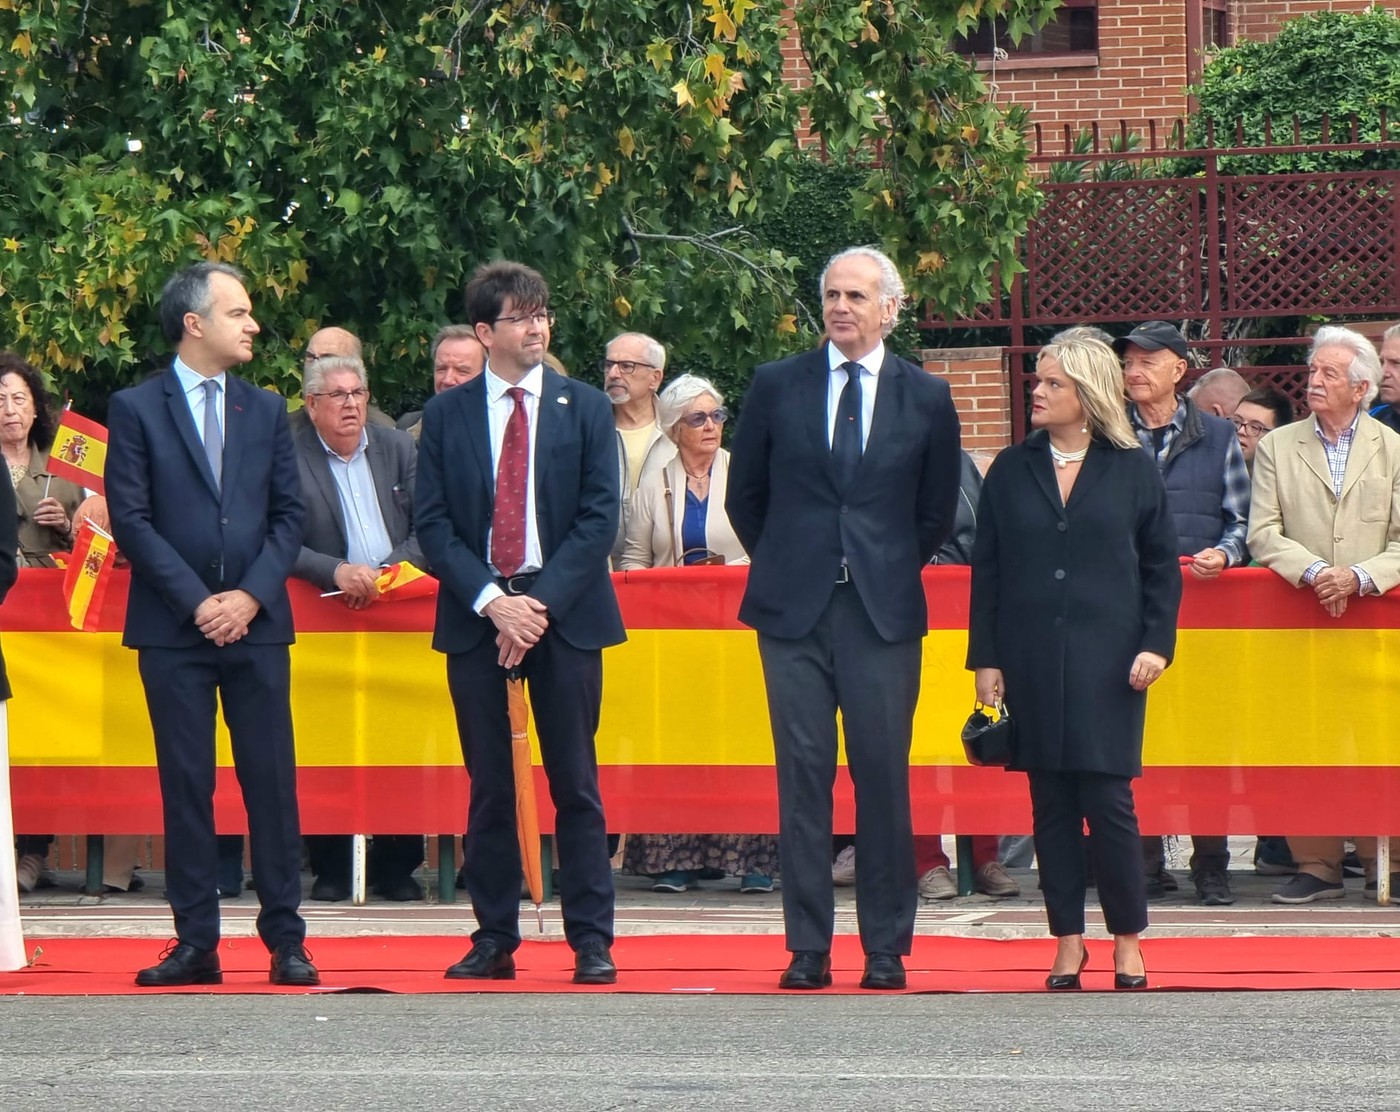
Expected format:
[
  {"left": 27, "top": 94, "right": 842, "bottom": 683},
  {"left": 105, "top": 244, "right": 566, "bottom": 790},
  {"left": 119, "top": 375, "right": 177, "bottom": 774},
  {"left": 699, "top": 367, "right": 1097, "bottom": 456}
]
[
  {"left": 62, "top": 519, "right": 117, "bottom": 632},
  {"left": 373, "top": 561, "right": 435, "bottom": 600},
  {"left": 47, "top": 406, "right": 109, "bottom": 496}
]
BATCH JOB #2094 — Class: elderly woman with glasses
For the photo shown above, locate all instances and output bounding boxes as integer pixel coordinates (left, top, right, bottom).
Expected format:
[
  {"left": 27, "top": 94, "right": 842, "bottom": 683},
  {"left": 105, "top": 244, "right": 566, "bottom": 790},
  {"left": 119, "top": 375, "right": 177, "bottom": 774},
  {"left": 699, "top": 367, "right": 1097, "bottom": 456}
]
[
  {"left": 617, "top": 375, "right": 774, "bottom": 892},
  {"left": 618, "top": 374, "right": 749, "bottom": 570}
]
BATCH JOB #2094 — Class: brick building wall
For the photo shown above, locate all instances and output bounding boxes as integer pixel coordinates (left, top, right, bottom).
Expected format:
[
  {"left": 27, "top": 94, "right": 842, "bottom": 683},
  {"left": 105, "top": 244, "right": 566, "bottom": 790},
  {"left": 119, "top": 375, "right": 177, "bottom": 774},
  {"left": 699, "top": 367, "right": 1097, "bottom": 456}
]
[
  {"left": 1234, "top": 0, "right": 1390, "bottom": 42},
  {"left": 921, "top": 348, "right": 1012, "bottom": 452}
]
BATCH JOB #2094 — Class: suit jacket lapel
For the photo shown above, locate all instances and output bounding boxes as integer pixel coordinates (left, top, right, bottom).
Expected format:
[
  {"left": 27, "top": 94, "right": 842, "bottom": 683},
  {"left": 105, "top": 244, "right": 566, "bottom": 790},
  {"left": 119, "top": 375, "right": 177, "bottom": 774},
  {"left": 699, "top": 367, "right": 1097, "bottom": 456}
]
[
  {"left": 299, "top": 428, "right": 349, "bottom": 542},
  {"left": 536, "top": 371, "right": 567, "bottom": 492},
  {"left": 1064, "top": 440, "right": 1111, "bottom": 510},
  {"left": 220, "top": 376, "right": 248, "bottom": 506},
  {"left": 365, "top": 430, "right": 400, "bottom": 534},
  {"left": 1297, "top": 422, "right": 1333, "bottom": 494},
  {"left": 807, "top": 345, "right": 837, "bottom": 487},
  {"left": 1340, "top": 421, "right": 1380, "bottom": 500},
  {"left": 1023, "top": 432, "right": 1067, "bottom": 519},
  {"left": 860, "top": 353, "right": 903, "bottom": 480},
  {"left": 163, "top": 369, "right": 221, "bottom": 500},
  {"left": 463, "top": 379, "right": 493, "bottom": 499}
]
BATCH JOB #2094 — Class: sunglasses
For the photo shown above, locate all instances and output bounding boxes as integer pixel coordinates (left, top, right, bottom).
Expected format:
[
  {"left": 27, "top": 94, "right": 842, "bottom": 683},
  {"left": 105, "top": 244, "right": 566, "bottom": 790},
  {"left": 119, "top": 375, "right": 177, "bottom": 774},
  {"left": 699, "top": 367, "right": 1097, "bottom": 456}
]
[{"left": 677, "top": 407, "right": 729, "bottom": 429}]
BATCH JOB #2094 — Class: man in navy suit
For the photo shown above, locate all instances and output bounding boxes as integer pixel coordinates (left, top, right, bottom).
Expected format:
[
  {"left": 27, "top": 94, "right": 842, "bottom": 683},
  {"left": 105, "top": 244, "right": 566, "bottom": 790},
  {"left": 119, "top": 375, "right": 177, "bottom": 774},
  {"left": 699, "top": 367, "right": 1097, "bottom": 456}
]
[
  {"left": 726, "top": 247, "right": 962, "bottom": 991},
  {"left": 416, "top": 261, "right": 624, "bottom": 984},
  {"left": 107, "top": 261, "right": 316, "bottom": 987}
]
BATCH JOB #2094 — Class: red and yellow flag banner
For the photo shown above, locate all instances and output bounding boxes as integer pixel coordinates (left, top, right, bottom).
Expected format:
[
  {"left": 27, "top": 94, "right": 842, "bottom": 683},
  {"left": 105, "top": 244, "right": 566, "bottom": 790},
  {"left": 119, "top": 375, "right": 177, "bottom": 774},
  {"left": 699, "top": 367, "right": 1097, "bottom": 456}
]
[
  {"left": 7, "top": 566, "right": 1400, "bottom": 835},
  {"left": 374, "top": 561, "right": 434, "bottom": 600},
  {"left": 59, "top": 520, "right": 116, "bottom": 632},
  {"left": 46, "top": 408, "right": 109, "bottom": 495}
]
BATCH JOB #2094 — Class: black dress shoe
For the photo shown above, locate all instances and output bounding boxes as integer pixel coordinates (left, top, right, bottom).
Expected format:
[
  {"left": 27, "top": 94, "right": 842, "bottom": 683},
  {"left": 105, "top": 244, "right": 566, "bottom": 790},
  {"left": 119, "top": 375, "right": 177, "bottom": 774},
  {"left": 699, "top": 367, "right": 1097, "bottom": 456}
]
[
  {"left": 135, "top": 942, "right": 222, "bottom": 987},
  {"left": 445, "top": 939, "right": 516, "bottom": 980},
  {"left": 1114, "top": 971, "right": 1149, "bottom": 990},
  {"left": 270, "top": 943, "right": 321, "bottom": 986},
  {"left": 373, "top": 876, "right": 425, "bottom": 902},
  {"left": 779, "top": 950, "right": 832, "bottom": 990},
  {"left": 572, "top": 941, "right": 618, "bottom": 985},
  {"left": 310, "top": 877, "right": 350, "bottom": 902},
  {"left": 860, "top": 953, "right": 907, "bottom": 990},
  {"left": 1046, "top": 946, "right": 1090, "bottom": 991}
]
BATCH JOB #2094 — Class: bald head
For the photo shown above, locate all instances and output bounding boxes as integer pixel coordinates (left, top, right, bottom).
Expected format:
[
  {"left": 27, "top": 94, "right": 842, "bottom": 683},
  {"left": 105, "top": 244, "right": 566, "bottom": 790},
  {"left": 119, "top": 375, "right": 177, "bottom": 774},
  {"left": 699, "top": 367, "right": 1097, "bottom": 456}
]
[
  {"left": 305, "top": 326, "right": 363, "bottom": 368},
  {"left": 1188, "top": 366, "right": 1250, "bottom": 418}
]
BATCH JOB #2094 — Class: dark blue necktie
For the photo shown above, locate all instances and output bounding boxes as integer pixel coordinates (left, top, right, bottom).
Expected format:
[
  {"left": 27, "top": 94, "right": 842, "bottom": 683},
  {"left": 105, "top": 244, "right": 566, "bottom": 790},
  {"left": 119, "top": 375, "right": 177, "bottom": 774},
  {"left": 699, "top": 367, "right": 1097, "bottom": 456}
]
[{"left": 832, "top": 361, "right": 863, "bottom": 488}]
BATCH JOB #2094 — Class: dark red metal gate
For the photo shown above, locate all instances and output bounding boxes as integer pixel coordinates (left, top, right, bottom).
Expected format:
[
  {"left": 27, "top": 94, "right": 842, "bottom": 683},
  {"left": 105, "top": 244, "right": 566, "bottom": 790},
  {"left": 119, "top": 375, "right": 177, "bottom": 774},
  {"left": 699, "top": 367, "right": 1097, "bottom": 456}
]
[{"left": 924, "top": 118, "right": 1400, "bottom": 440}]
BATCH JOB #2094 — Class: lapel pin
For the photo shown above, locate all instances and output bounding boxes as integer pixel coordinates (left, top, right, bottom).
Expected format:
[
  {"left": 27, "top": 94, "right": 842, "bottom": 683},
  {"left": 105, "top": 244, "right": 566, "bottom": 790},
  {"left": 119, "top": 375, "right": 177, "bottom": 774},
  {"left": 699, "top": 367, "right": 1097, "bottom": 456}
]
[{"left": 557, "top": 396, "right": 569, "bottom": 405}]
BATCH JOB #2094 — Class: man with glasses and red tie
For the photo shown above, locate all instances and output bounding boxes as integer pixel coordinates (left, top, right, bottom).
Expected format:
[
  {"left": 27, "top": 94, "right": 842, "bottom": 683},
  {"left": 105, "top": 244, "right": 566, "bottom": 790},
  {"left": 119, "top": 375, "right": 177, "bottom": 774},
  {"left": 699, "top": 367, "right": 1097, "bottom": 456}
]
[
  {"left": 416, "top": 261, "right": 625, "bottom": 985},
  {"left": 600, "top": 332, "right": 673, "bottom": 565}
]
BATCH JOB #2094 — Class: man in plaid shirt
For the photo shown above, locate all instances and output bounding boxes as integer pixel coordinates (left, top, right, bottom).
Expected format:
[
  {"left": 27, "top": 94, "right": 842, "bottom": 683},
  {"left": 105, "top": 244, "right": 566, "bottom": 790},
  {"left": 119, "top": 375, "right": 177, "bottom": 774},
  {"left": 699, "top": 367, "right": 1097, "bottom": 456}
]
[{"left": 1120, "top": 320, "right": 1250, "bottom": 909}]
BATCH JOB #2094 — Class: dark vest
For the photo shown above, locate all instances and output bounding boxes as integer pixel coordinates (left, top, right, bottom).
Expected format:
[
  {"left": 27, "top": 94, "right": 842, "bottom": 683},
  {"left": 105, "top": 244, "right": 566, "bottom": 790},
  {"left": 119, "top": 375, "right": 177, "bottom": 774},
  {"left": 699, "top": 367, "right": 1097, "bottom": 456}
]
[
  {"left": 1370, "top": 403, "right": 1400, "bottom": 436},
  {"left": 1143, "top": 400, "right": 1234, "bottom": 557}
]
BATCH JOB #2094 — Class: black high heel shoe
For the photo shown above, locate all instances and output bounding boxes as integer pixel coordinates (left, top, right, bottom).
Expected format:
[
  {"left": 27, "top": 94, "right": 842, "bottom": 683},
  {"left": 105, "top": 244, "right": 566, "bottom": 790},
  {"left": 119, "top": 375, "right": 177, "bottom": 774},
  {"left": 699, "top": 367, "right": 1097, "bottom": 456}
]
[
  {"left": 1114, "top": 969, "right": 1149, "bottom": 990},
  {"left": 1045, "top": 946, "right": 1090, "bottom": 991}
]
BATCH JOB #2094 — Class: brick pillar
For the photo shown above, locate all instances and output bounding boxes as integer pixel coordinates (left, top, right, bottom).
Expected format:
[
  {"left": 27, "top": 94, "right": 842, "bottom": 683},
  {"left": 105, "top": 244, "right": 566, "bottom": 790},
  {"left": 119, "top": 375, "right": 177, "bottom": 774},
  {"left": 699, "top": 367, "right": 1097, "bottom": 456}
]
[{"left": 920, "top": 347, "right": 1013, "bottom": 453}]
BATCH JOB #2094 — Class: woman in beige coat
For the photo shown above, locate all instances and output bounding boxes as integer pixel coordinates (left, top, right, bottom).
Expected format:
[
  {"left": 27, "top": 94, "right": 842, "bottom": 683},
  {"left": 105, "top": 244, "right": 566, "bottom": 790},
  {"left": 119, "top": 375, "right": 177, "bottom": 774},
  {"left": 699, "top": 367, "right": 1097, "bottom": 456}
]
[
  {"left": 618, "top": 374, "right": 748, "bottom": 570},
  {"left": 617, "top": 375, "right": 773, "bottom": 892}
]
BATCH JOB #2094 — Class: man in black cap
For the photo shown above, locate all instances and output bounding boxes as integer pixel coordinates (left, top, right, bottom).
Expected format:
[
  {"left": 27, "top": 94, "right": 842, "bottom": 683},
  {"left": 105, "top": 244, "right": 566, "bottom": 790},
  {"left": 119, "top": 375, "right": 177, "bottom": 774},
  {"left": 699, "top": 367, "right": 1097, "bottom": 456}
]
[{"left": 1119, "top": 320, "right": 1250, "bottom": 908}]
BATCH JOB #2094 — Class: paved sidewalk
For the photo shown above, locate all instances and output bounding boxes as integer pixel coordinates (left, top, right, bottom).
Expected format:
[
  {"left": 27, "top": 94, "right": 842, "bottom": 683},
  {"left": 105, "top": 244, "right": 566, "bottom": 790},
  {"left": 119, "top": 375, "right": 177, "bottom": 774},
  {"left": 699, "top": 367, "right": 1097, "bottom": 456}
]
[{"left": 16, "top": 864, "right": 1400, "bottom": 941}]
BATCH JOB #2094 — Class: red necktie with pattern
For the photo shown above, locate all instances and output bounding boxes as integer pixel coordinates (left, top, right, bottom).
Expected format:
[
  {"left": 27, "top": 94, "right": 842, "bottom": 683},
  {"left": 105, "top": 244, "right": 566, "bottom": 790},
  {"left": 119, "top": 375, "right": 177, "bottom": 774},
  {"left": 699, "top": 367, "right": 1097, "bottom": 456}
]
[{"left": 491, "top": 386, "right": 529, "bottom": 577}]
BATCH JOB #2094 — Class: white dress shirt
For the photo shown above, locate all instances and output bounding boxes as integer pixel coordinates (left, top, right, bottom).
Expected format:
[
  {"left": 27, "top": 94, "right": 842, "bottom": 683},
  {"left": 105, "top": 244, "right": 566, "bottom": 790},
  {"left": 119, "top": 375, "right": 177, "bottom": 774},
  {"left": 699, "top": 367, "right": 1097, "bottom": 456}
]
[
  {"left": 173, "top": 356, "right": 225, "bottom": 445},
  {"left": 472, "top": 362, "right": 545, "bottom": 614},
  {"left": 826, "top": 340, "right": 885, "bottom": 450}
]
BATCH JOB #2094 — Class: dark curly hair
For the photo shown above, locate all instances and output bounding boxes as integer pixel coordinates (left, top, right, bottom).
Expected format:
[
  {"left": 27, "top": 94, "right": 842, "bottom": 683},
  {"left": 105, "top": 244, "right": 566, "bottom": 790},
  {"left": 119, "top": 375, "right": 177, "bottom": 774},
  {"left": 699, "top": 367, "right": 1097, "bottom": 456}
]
[{"left": 0, "top": 353, "right": 58, "bottom": 451}]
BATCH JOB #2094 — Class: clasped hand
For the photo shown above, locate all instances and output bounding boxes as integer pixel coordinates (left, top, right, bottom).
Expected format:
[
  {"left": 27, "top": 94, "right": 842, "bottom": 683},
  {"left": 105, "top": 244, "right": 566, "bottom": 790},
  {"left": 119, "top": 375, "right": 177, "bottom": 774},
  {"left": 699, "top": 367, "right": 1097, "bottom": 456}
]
[
  {"left": 333, "top": 562, "right": 380, "bottom": 610},
  {"left": 484, "top": 594, "right": 549, "bottom": 670},
  {"left": 194, "top": 589, "right": 260, "bottom": 646},
  {"left": 1312, "top": 565, "right": 1359, "bottom": 618}
]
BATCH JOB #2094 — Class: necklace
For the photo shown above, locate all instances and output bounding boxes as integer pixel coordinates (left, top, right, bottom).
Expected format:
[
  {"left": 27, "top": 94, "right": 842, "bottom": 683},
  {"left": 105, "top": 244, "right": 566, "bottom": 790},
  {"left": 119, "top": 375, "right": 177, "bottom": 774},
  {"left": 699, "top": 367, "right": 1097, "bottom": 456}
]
[
  {"left": 1049, "top": 443, "right": 1089, "bottom": 469},
  {"left": 683, "top": 466, "right": 710, "bottom": 481}
]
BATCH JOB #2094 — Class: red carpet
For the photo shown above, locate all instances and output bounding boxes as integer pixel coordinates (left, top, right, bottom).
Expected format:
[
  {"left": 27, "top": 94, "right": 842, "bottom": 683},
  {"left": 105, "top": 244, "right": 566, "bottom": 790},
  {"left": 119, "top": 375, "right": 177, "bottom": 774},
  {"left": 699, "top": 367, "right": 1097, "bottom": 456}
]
[{"left": 5, "top": 935, "right": 1400, "bottom": 995}]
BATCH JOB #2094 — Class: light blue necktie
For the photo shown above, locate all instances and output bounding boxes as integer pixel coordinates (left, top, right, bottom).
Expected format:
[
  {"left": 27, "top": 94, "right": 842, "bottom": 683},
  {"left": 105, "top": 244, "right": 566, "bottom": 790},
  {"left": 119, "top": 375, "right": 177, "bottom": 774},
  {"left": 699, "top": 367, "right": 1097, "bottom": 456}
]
[{"left": 202, "top": 378, "right": 222, "bottom": 489}]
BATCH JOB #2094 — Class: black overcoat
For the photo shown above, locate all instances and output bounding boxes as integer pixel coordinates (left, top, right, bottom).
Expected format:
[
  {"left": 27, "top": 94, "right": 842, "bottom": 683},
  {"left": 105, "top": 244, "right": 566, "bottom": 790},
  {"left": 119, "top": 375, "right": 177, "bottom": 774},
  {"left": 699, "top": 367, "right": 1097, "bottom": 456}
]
[{"left": 966, "top": 432, "right": 1182, "bottom": 777}]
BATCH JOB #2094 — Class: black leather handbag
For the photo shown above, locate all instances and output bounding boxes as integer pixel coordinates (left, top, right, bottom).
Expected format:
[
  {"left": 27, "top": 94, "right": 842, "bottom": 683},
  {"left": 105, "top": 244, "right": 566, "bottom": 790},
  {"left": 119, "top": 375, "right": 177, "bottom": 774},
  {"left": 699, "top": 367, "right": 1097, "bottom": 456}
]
[{"left": 961, "top": 701, "right": 1015, "bottom": 768}]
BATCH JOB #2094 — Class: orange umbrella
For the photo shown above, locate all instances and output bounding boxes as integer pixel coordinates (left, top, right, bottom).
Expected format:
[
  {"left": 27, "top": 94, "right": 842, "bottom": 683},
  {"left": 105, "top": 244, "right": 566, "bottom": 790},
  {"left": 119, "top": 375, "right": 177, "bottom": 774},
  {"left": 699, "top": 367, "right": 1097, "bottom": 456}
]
[{"left": 508, "top": 675, "right": 545, "bottom": 932}]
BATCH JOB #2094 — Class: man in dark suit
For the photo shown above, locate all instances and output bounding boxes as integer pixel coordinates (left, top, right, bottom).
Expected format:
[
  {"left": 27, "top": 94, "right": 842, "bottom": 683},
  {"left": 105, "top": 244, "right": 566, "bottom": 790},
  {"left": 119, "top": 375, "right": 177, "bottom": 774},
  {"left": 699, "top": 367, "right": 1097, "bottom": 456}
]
[
  {"left": 726, "top": 246, "right": 961, "bottom": 991},
  {"left": 291, "top": 353, "right": 426, "bottom": 902},
  {"left": 416, "top": 261, "right": 624, "bottom": 985},
  {"left": 106, "top": 261, "right": 317, "bottom": 987}
]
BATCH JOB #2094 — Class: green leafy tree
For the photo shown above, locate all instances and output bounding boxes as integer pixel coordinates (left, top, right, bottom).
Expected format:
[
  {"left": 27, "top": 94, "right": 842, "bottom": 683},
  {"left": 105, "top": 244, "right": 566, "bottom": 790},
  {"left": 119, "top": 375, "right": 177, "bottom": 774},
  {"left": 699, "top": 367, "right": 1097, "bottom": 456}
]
[
  {"left": 1187, "top": 6, "right": 1400, "bottom": 174},
  {"left": 0, "top": 0, "right": 1056, "bottom": 414}
]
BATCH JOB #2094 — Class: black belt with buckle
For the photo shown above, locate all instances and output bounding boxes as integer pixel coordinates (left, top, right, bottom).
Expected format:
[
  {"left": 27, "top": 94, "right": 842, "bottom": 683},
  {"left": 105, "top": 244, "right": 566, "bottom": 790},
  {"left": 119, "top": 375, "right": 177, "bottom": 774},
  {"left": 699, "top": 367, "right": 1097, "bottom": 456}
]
[
  {"left": 496, "top": 573, "right": 539, "bottom": 596},
  {"left": 835, "top": 564, "right": 852, "bottom": 585}
]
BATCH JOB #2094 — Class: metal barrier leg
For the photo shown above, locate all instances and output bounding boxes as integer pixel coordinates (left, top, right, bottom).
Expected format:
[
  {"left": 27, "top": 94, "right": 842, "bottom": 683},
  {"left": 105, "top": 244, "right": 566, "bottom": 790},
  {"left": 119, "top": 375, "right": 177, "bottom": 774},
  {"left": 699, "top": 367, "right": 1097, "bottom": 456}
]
[
  {"left": 1378, "top": 835, "right": 1390, "bottom": 907},
  {"left": 437, "top": 834, "right": 456, "bottom": 903},
  {"left": 541, "top": 835, "right": 554, "bottom": 901},
  {"left": 351, "top": 835, "right": 367, "bottom": 906},
  {"left": 955, "top": 834, "right": 974, "bottom": 896},
  {"left": 84, "top": 834, "right": 104, "bottom": 896}
]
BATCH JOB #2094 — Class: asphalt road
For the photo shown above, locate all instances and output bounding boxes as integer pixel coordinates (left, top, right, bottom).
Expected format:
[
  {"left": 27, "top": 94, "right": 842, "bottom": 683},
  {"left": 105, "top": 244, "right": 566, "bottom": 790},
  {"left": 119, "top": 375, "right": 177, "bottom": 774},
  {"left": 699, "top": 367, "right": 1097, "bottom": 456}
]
[{"left": 4, "top": 992, "right": 1398, "bottom": 1111}]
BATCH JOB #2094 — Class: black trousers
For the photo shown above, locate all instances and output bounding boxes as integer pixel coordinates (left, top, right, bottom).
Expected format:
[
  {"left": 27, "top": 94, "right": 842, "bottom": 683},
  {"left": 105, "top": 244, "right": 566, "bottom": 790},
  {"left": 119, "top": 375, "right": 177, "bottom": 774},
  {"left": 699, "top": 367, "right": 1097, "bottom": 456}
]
[
  {"left": 1028, "top": 769, "right": 1148, "bottom": 938},
  {"left": 757, "top": 582, "right": 921, "bottom": 956},
  {"left": 138, "top": 642, "right": 306, "bottom": 953},
  {"left": 446, "top": 628, "right": 613, "bottom": 952},
  {"left": 306, "top": 834, "right": 424, "bottom": 885}
]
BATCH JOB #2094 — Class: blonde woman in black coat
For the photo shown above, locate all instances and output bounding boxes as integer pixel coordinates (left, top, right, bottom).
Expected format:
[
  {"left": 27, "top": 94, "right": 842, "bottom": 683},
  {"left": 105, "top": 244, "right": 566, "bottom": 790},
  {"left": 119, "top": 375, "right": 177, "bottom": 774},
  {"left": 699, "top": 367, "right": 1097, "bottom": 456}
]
[{"left": 968, "top": 335, "right": 1181, "bottom": 991}]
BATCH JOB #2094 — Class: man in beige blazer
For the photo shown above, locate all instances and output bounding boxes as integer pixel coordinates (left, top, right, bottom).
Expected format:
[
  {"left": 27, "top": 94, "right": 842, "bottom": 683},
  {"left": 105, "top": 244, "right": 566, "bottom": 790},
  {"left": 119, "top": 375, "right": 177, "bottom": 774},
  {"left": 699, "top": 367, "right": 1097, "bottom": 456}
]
[{"left": 1248, "top": 324, "right": 1400, "bottom": 905}]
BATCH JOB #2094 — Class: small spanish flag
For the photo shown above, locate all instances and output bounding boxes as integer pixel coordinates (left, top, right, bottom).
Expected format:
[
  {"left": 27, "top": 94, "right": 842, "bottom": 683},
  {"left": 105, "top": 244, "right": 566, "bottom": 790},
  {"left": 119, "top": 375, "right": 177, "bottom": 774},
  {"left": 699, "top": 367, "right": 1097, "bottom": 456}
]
[
  {"left": 47, "top": 407, "right": 109, "bottom": 495},
  {"left": 62, "top": 519, "right": 117, "bottom": 632},
  {"left": 374, "top": 561, "right": 435, "bottom": 600}
]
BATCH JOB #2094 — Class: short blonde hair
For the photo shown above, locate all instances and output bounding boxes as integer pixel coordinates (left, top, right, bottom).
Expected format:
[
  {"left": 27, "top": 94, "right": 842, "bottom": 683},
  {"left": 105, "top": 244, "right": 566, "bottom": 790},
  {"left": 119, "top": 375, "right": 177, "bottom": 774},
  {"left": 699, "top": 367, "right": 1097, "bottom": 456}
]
[{"left": 1037, "top": 336, "right": 1138, "bottom": 450}]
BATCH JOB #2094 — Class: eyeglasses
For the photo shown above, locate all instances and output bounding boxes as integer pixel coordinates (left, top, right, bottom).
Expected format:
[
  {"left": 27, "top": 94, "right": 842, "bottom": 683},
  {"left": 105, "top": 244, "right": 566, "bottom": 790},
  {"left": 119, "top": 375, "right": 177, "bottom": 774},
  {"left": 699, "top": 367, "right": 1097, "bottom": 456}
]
[
  {"left": 598, "top": 358, "right": 659, "bottom": 376},
  {"left": 677, "top": 407, "right": 729, "bottom": 429},
  {"left": 493, "top": 309, "right": 555, "bottom": 328},
  {"left": 310, "top": 388, "right": 369, "bottom": 405},
  {"left": 1230, "top": 415, "right": 1272, "bottom": 438}
]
